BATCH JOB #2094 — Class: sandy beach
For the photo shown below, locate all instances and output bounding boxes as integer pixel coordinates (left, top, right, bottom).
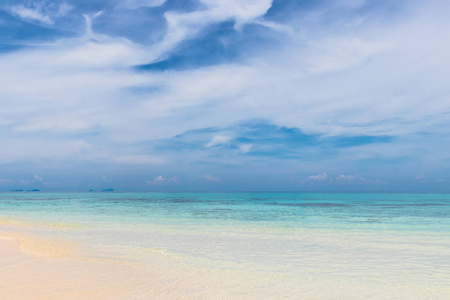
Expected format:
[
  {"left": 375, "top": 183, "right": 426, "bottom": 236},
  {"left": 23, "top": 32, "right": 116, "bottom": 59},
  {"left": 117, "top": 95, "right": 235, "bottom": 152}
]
[
  {"left": 0, "top": 232, "right": 296, "bottom": 300},
  {"left": 2, "top": 0, "right": 450, "bottom": 298},
  {"left": 1, "top": 192, "right": 450, "bottom": 299},
  {"left": 0, "top": 236, "right": 153, "bottom": 299},
  {"left": 2, "top": 227, "right": 450, "bottom": 300}
]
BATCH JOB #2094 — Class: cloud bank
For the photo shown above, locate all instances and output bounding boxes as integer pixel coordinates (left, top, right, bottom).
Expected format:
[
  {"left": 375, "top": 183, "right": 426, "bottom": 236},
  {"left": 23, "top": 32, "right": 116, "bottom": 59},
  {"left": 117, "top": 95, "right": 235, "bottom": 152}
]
[{"left": 0, "top": 0, "right": 449, "bottom": 191}]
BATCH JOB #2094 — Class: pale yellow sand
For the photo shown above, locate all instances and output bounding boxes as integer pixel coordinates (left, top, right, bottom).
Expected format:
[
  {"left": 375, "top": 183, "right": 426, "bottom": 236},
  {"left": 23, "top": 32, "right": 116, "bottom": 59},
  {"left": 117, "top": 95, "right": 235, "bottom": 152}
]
[
  {"left": 0, "top": 234, "right": 293, "bottom": 300},
  {"left": 1, "top": 230, "right": 449, "bottom": 299},
  {"left": 1, "top": 237, "right": 151, "bottom": 299}
]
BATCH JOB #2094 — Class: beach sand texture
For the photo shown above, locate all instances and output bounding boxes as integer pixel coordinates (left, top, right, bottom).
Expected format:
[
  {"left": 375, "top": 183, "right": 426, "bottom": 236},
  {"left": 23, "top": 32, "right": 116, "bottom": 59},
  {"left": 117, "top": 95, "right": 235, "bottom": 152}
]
[{"left": 1, "top": 228, "right": 449, "bottom": 300}]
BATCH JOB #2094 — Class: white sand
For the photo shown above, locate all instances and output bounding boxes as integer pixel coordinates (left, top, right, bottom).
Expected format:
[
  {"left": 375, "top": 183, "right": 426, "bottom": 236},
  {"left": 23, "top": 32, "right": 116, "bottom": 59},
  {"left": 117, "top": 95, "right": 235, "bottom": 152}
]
[{"left": 1, "top": 229, "right": 449, "bottom": 299}]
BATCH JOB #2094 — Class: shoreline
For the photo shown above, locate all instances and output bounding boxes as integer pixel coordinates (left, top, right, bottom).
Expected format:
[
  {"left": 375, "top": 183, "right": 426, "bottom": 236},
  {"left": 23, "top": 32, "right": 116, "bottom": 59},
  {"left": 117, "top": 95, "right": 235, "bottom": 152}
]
[
  {"left": 0, "top": 237, "right": 144, "bottom": 299},
  {"left": 1, "top": 226, "right": 450, "bottom": 299},
  {"left": 1, "top": 191, "right": 449, "bottom": 299},
  {"left": 0, "top": 232, "right": 297, "bottom": 299}
]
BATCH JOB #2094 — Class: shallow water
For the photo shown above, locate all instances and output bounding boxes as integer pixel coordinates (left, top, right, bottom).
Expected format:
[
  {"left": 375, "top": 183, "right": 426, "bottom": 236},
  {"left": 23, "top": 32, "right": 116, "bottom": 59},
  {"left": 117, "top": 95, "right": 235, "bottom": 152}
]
[{"left": 1, "top": 192, "right": 449, "bottom": 299}]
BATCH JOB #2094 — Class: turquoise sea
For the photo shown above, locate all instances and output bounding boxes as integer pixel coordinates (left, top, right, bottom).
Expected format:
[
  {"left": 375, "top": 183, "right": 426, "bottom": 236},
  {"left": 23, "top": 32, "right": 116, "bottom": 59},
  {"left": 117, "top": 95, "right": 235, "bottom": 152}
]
[
  {"left": 1, "top": 192, "right": 449, "bottom": 229},
  {"left": 1, "top": 192, "right": 450, "bottom": 298}
]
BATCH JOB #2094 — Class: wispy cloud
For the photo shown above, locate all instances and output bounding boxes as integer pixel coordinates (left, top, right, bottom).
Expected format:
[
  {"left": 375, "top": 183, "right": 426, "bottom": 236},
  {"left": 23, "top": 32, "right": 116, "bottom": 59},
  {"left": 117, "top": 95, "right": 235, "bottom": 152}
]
[
  {"left": 149, "top": 175, "right": 165, "bottom": 184},
  {"left": 0, "top": 0, "right": 448, "bottom": 191},
  {"left": 120, "top": 0, "right": 168, "bottom": 9},
  {"left": 34, "top": 174, "right": 44, "bottom": 182},
  {"left": 206, "top": 135, "right": 232, "bottom": 148},
  {"left": 308, "top": 173, "right": 328, "bottom": 181},
  {"left": 147, "top": 175, "right": 179, "bottom": 185},
  {"left": 335, "top": 174, "right": 381, "bottom": 185},
  {"left": 83, "top": 11, "right": 104, "bottom": 38},
  {"left": 238, "top": 144, "right": 252, "bottom": 153},
  {"left": 4, "top": 2, "right": 73, "bottom": 26},
  {"left": 6, "top": 4, "right": 54, "bottom": 25},
  {"left": 155, "top": 0, "right": 274, "bottom": 56}
]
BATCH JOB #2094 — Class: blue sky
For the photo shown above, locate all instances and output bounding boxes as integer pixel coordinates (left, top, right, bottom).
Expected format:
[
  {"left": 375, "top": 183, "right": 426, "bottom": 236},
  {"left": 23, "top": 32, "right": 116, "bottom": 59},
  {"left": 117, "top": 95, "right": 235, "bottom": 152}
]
[{"left": 0, "top": 0, "right": 449, "bottom": 191}]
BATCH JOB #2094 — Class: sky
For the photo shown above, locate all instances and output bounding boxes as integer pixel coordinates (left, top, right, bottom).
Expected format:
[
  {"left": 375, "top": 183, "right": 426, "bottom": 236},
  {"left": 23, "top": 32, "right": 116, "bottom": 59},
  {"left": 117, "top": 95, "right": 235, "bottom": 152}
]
[{"left": 0, "top": 0, "right": 449, "bottom": 192}]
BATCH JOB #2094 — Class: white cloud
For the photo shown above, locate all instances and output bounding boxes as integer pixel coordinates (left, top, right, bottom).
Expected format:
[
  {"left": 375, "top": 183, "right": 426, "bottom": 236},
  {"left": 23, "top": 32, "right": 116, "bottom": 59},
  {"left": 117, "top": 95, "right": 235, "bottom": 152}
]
[
  {"left": 120, "top": 0, "right": 168, "bottom": 9},
  {"left": 308, "top": 173, "right": 328, "bottom": 181},
  {"left": 34, "top": 175, "right": 44, "bottom": 182},
  {"left": 155, "top": 0, "right": 273, "bottom": 56},
  {"left": 238, "top": 144, "right": 252, "bottom": 153},
  {"left": 150, "top": 175, "right": 165, "bottom": 184},
  {"left": 253, "top": 19, "right": 294, "bottom": 35},
  {"left": 206, "top": 135, "right": 232, "bottom": 147},
  {"left": 147, "top": 175, "right": 179, "bottom": 185},
  {"left": 0, "top": 0, "right": 449, "bottom": 185},
  {"left": 200, "top": 0, "right": 273, "bottom": 28},
  {"left": 335, "top": 174, "right": 375, "bottom": 184},
  {"left": 304, "top": 37, "right": 391, "bottom": 74},
  {"left": 336, "top": 174, "right": 356, "bottom": 181},
  {"left": 56, "top": 3, "right": 74, "bottom": 17},
  {"left": 6, "top": 4, "right": 53, "bottom": 25},
  {"left": 4, "top": 3, "right": 74, "bottom": 26},
  {"left": 83, "top": 11, "right": 104, "bottom": 38}
]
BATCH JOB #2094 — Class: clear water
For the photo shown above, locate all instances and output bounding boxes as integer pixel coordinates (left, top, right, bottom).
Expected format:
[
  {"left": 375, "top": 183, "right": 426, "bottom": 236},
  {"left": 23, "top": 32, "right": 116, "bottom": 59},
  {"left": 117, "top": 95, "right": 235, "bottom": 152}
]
[
  {"left": 1, "top": 192, "right": 449, "bottom": 298},
  {"left": 1, "top": 192, "right": 449, "bottom": 231}
]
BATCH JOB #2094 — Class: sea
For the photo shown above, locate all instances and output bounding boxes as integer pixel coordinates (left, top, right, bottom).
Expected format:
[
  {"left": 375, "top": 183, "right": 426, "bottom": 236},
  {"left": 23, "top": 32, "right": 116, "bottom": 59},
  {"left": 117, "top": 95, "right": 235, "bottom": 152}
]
[{"left": 1, "top": 192, "right": 449, "bottom": 299}]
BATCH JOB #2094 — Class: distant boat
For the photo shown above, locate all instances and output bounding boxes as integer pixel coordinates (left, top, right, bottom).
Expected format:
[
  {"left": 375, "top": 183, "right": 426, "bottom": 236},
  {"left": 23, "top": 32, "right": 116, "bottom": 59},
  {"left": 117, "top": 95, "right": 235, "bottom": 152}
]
[
  {"left": 101, "top": 188, "right": 114, "bottom": 192},
  {"left": 10, "top": 189, "right": 23, "bottom": 192},
  {"left": 26, "top": 189, "right": 40, "bottom": 192}
]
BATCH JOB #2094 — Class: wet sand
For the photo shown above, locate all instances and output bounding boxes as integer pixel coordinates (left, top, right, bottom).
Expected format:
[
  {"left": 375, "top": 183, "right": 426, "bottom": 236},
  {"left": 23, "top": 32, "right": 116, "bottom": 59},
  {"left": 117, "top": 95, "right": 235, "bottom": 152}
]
[
  {"left": 1, "top": 237, "right": 153, "bottom": 299},
  {"left": 1, "top": 230, "right": 450, "bottom": 300},
  {"left": 0, "top": 234, "right": 292, "bottom": 300}
]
